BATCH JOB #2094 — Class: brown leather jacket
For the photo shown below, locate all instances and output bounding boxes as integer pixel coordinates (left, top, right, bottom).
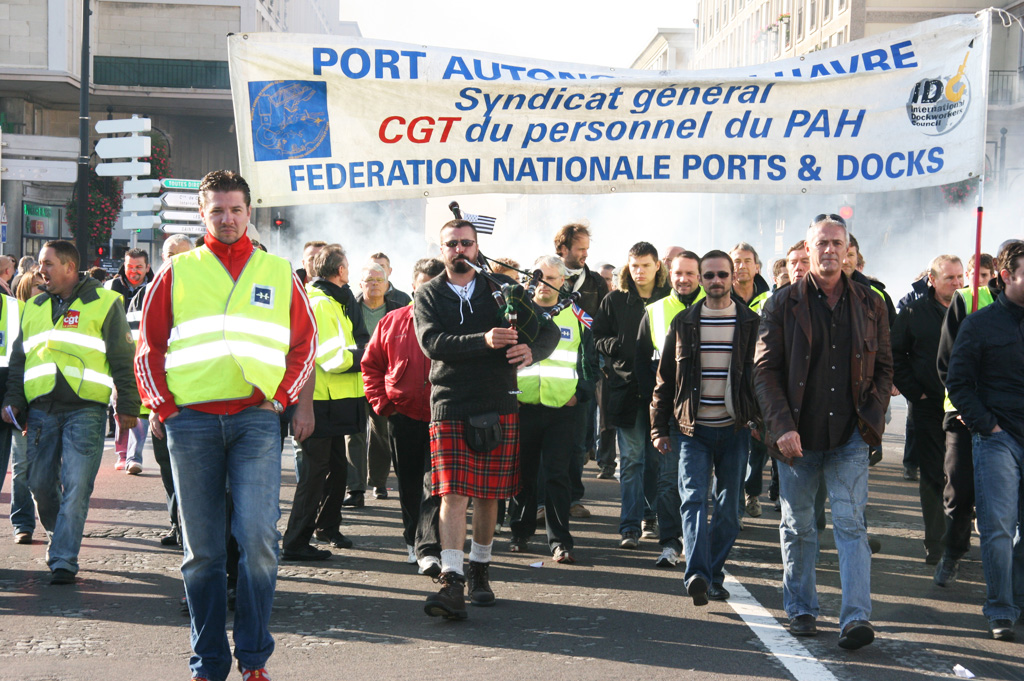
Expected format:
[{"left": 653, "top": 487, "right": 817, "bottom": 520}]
[
  {"left": 753, "top": 274, "right": 893, "bottom": 454},
  {"left": 650, "top": 300, "right": 762, "bottom": 439}
]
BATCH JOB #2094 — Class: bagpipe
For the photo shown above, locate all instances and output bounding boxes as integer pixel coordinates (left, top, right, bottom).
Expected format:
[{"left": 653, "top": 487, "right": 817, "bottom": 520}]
[{"left": 448, "top": 201, "right": 580, "bottom": 343}]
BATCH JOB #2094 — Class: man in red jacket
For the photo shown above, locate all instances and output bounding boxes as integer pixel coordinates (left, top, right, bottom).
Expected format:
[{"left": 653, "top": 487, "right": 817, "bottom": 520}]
[
  {"left": 135, "top": 170, "right": 316, "bottom": 681},
  {"left": 362, "top": 257, "right": 445, "bottom": 576}
]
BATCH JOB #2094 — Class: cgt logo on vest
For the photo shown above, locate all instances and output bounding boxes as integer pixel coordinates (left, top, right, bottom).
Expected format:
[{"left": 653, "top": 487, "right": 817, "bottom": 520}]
[
  {"left": 906, "top": 50, "right": 971, "bottom": 136},
  {"left": 63, "top": 311, "right": 80, "bottom": 328}
]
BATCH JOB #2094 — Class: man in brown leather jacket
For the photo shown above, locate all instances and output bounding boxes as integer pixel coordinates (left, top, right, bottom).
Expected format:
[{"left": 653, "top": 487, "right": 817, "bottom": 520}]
[{"left": 753, "top": 215, "right": 893, "bottom": 651}]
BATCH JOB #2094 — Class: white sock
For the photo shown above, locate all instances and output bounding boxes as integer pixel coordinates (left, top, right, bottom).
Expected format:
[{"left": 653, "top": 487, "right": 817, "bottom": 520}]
[
  {"left": 440, "top": 549, "right": 464, "bottom": 575},
  {"left": 469, "top": 540, "right": 492, "bottom": 564}
]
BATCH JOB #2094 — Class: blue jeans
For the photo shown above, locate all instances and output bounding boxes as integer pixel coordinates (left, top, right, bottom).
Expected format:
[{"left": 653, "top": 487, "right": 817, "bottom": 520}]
[
  {"left": 779, "top": 430, "right": 871, "bottom": 630},
  {"left": 166, "top": 407, "right": 282, "bottom": 681},
  {"left": 616, "top": 407, "right": 658, "bottom": 535},
  {"left": 972, "top": 430, "right": 1024, "bottom": 622},
  {"left": 8, "top": 429, "right": 35, "bottom": 534},
  {"left": 656, "top": 427, "right": 683, "bottom": 551},
  {"left": 25, "top": 405, "right": 106, "bottom": 573},
  {"left": 678, "top": 424, "right": 749, "bottom": 586}
]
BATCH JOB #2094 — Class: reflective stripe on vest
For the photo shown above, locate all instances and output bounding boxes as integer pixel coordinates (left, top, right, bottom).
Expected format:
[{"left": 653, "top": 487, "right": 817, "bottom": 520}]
[
  {"left": 646, "top": 289, "right": 706, "bottom": 360},
  {"left": 517, "top": 307, "right": 580, "bottom": 407},
  {"left": 166, "top": 248, "right": 294, "bottom": 406},
  {"left": 0, "top": 295, "right": 22, "bottom": 369},
  {"left": 943, "top": 286, "right": 995, "bottom": 412},
  {"left": 21, "top": 288, "right": 121, "bottom": 404},
  {"left": 306, "top": 285, "right": 364, "bottom": 400}
]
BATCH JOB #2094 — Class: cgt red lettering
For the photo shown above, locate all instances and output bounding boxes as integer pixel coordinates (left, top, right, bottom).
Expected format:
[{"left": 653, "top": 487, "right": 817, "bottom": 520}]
[
  {"left": 63, "top": 311, "right": 80, "bottom": 328},
  {"left": 378, "top": 116, "right": 461, "bottom": 144}
]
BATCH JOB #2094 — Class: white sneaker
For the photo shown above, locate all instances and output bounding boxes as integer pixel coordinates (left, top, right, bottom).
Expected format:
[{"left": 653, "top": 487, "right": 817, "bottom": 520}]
[
  {"left": 406, "top": 545, "right": 417, "bottom": 564},
  {"left": 655, "top": 546, "right": 679, "bottom": 568},
  {"left": 126, "top": 461, "right": 142, "bottom": 475},
  {"left": 417, "top": 555, "right": 442, "bottom": 577}
]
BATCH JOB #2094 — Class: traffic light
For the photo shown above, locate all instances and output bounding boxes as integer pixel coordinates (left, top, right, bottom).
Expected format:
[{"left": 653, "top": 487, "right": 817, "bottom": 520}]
[
  {"left": 839, "top": 205, "right": 854, "bottom": 221},
  {"left": 97, "top": 246, "right": 105, "bottom": 257},
  {"left": 273, "top": 216, "right": 288, "bottom": 229}
]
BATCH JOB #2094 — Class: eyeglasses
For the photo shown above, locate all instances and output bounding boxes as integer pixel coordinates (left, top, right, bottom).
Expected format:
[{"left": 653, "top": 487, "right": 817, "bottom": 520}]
[
  {"left": 361, "top": 278, "right": 385, "bottom": 285},
  {"left": 702, "top": 271, "right": 731, "bottom": 281},
  {"left": 443, "top": 239, "right": 476, "bottom": 248},
  {"left": 813, "top": 213, "right": 847, "bottom": 226}
]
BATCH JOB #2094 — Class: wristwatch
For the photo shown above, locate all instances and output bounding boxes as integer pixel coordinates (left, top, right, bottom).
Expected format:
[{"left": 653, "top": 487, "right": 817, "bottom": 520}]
[{"left": 269, "top": 399, "right": 285, "bottom": 414}]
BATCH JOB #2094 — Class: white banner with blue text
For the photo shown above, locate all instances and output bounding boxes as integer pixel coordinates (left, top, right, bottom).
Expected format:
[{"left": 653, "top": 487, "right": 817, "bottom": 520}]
[{"left": 228, "top": 13, "right": 989, "bottom": 207}]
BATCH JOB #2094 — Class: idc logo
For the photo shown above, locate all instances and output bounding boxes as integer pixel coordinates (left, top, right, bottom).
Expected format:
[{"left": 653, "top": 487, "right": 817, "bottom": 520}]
[
  {"left": 251, "top": 285, "right": 275, "bottom": 309},
  {"left": 63, "top": 311, "right": 80, "bottom": 328},
  {"left": 906, "top": 51, "right": 971, "bottom": 136}
]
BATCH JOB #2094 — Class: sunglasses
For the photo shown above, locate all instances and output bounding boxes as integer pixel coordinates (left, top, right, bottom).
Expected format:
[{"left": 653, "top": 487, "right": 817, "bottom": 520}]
[
  {"left": 702, "top": 271, "right": 731, "bottom": 280},
  {"left": 814, "top": 213, "right": 847, "bottom": 226},
  {"left": 443, "top": 239, "right": 476, "bottom": 248}
]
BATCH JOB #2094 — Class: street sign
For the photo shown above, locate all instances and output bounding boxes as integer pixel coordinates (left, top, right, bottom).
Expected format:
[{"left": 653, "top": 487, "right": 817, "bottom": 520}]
[
  {"left": 95, "top": 135, "right": 151, "bottom": 160},
  {"left": 123, "top": 197, "right": 162, "bottom": 213},
  {"left": 162, "top": 178, "right": 201, "bottom": 190},
  {"left": 1, "top": 203, "right": 7, "bottom": 244},
  {"left": 124, "top": 179, "right": 161, "bottom": 194},
  {"left": 0, "top": 158, "right": 77, "bottom": 183},
  {"left": 2, "top": 133, "right": 78, "bottom": 159},
  {"left": 161, "top": 210, "right": 201, "bottom": 222},
  {"left": 95, "top": 117, "right": 152, "bottom": 135},
  {"left": 161, "top": 192, "right": 199, "bottom": 209},
  {"left": 122, "top": 215, "right": 161, "bottom": 231},
  {"left": 161, "top": 223, "right": 206, "bottom": 235},
  {"left": 96, "top": 161, "right": 150, "bottom": 177}
]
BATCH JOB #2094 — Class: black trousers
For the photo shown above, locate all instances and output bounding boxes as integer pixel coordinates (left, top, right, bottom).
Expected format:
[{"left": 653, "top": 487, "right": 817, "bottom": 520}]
[
  {"left": 595, "top": 369, "right": 617, "bottom": 469},
  {"left": 282, "top": 436, "right": 348, "bottom": 550},
  {"left": 151, "top": 428, "right": 178, "bottom": 530},
  {"left": 911, "top": 399, "right": 946, "bottom": 557},
  {"left": 387, "top": 412, "right": 441, "bottom": 556},
  {"left": 509, "top": 402, "right": 577, "bottom": 550},
  {"left": 942, "top": 417, "right": 974, "bottom": 559}
]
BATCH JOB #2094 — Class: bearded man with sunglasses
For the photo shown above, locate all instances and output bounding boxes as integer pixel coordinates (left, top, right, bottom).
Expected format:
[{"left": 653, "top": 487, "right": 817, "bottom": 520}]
[
  {"left": 650, "top": 250, "right": 761, "bottom": 606},
  {"left": 414, "top": 219, "right": 559, "bottom": 620}
]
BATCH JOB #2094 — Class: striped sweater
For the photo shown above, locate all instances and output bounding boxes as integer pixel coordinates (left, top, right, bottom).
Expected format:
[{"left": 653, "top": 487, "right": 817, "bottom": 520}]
[{"left": 696, "top": 302, "right": 737, "bottom": 427}]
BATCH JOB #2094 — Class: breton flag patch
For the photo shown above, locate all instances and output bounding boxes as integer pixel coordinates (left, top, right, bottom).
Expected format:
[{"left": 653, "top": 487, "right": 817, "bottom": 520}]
[{"left": 251, "top": 284, "right": 275, "bottom": 309}]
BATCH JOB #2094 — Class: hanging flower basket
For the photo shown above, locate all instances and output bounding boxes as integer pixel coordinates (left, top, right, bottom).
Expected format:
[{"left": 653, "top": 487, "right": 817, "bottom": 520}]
[
  {"left": 65, "top": 169, "right": 122, "bottom": 245},
  {"left": 940, "top": 177, "right": 978, "bottom": 207}
]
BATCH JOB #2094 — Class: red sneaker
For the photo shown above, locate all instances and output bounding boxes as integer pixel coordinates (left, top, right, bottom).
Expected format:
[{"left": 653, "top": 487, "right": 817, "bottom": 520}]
[
  {"left": 114, "top": 455, "right": 127, "bottom": 471},
  {"left": 240, "top": 668, "right": 270, "bottom": 681}
]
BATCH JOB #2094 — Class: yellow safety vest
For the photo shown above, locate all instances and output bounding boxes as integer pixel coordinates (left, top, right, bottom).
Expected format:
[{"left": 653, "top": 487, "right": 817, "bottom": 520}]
[
  {"left": 646, "top": 289, "right": 706, "bottom": 360},
  {"left": 307, "top": 284, "right": 364, "bottom": 400},
  {"left": 0, "top": 295, "right": 22, "bottom": 369},
  {"left": 748, "top": 290, "right": 770, "bottom": 313},
  {"left": 943, "top": 285, "right": 995, "bottom": 412},
  {"left": 165, "top": 247, "right": 294, "bottom": 406},
  {"left": 517, "top": 306, "right": 581, "bottom": 408},
  {"left": 22, "top": 289, "right": 121, "bottom": 404}
]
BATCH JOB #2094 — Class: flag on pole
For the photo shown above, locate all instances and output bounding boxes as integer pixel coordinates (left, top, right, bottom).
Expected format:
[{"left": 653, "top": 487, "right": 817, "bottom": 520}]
[{"left": 462, "top": 212, "right": 496, "bottom": 235}]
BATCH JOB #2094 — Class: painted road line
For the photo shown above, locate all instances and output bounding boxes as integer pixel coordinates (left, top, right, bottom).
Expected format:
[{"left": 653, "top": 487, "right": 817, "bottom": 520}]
[{"left": 723, "top": 571, "right": 838, "bottom": 681}]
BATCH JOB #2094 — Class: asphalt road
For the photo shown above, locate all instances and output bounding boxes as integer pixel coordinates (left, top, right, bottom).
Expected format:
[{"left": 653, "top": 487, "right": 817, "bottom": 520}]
[{"left": 1, "top": 399, "right": 1021, "bottom": 681}]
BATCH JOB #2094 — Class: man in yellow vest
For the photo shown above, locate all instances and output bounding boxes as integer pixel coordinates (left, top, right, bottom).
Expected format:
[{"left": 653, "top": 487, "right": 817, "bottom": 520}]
[
  {"left": 635, "top": 250, "right": 704, "bottom": 568},
  {"left": 2, "top": 239, "right": 139, "bottom": 585},
  {"left": 507, "top": 255, "right": 598, "bottom": 564},
  {"left": 933, "top": 248, "right": 1006, "bottom": 588},
  {"left": 281, "top": 244, "right": 367, "bottom": 561},
  {"left": 135, "top": 170, "right": 317, "bottom": 681},
  {"left": 0, "top": 287, "right": 21, "bottom": 541}
]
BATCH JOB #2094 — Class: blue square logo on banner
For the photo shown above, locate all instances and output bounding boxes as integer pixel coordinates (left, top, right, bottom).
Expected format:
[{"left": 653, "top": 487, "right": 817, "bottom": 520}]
[{"left": 248, "top": 81, "right": 331, "bottom": 162}]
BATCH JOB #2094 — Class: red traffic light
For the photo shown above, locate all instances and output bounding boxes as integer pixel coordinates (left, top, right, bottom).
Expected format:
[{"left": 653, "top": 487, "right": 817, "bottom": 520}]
[
  {"left": 839, "top": 205, "right": 854, "bottom": 220},
  {"left": 273, "top": 218, "right": 284, "bottom": 227},
  {"left": 97, "top": 246, "right": 105, "bottom": 256}
]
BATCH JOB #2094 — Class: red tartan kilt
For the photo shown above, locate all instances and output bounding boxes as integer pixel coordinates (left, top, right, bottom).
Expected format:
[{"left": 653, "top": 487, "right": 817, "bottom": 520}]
[{"left": 429, "top": 414, "right": 520, "bottom": 499}]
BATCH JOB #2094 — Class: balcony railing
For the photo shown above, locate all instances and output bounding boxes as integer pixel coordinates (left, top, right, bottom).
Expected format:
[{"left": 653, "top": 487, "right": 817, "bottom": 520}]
[
  {"left": 988, "top": 68, "right": 1024, "bottom": 105},
  {"left": 94, "top": 57, "right": 230, "bottom": 90}
]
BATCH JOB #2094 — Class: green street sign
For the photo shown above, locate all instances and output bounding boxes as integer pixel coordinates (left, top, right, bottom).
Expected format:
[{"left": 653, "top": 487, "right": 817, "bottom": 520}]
[{"left": 161, "top": 178, "right": 201, "bottom": 190}]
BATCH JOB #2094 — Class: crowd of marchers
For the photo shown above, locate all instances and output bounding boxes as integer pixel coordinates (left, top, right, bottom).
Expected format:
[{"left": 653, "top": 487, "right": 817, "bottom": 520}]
[{"left": 0, "top": 169, "right": 1022, "bottom": 681}]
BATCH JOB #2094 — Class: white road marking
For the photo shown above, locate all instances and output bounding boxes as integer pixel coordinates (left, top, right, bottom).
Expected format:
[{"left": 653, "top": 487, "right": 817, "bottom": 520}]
[{"left": 723, "top": 571, "right": 838, "bottom": 681}]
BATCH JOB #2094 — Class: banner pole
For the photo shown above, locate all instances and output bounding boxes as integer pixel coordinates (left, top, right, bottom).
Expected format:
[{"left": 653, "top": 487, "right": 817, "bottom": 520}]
[{"left": 971, "top": 9, "right": 994, "bottom": 312}]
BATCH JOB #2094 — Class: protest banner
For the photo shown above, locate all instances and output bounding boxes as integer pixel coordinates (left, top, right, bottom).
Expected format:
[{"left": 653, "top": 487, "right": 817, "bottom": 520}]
[{"left": 227, "top": 13, "right": 990, "bottom": 207}]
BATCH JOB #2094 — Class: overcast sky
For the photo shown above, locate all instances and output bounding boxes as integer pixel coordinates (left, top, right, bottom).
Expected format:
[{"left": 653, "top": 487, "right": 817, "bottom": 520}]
[{"left": 338, "top": 0, "right": 697, "bottom": 68}]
